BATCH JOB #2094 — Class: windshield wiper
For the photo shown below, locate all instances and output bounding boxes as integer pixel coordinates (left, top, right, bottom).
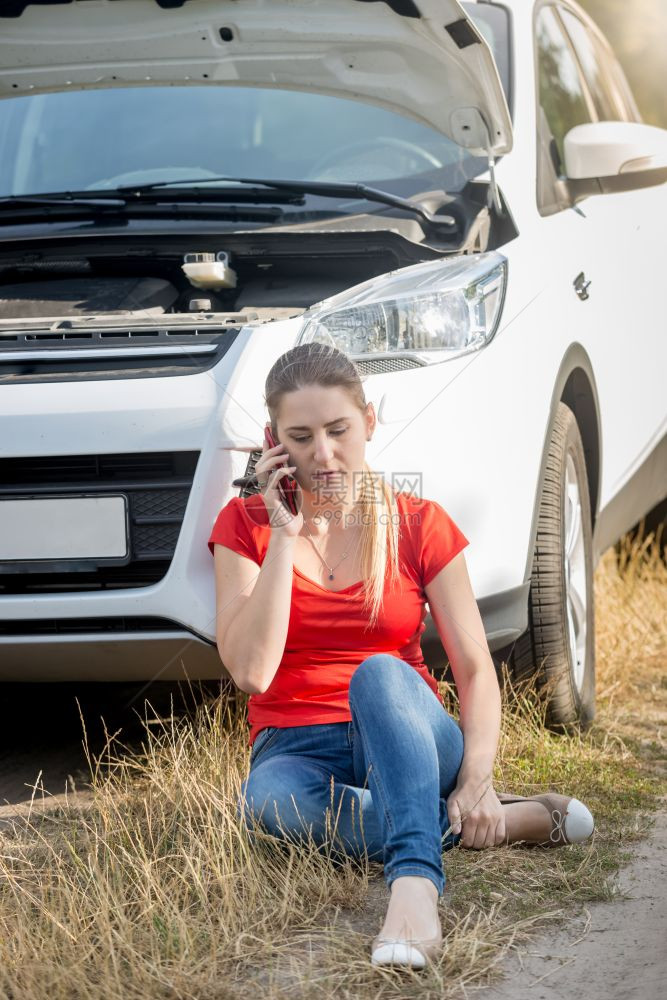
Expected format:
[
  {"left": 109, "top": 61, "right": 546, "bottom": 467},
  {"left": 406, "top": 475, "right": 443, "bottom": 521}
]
[
  {"left": 0, "top": 178, "right": 458, "bottom": 231},
  {"left": 0, "top": 187, "right": 305, "bottom": 209},
  {"left": 0, "top": 194, "right": 128, "bottom": 209},
  {"left": 0, "top": 191, "right": 286, "bottom": 223},
  {"left": 116, "top": 175, "right": 458, "bottom": 231}
]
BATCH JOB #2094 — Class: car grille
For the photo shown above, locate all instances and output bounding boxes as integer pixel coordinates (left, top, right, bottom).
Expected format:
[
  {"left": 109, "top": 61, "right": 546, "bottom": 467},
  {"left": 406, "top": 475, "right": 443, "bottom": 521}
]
[
  {"left": 0, "top": 320, "right": 243, "bottom": 384},
  {"left": 0, "top": 451, "right": 198, "bottom": 593}
]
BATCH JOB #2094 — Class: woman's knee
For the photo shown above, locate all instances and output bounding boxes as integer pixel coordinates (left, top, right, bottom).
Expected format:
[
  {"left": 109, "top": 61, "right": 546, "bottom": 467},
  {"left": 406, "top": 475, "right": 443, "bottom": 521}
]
[
  {"left": 349, "top": 653, "right": 405, "bottom": 691},
  {"left": 349, "top": 652, "right": 415, "bottom": 702}
]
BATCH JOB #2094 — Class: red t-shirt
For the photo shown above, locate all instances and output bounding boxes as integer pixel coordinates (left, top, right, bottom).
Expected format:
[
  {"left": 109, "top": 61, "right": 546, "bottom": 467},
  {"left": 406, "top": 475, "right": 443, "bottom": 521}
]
[{"left": 208, "top": 491, "right": 469, "bottom": 746}]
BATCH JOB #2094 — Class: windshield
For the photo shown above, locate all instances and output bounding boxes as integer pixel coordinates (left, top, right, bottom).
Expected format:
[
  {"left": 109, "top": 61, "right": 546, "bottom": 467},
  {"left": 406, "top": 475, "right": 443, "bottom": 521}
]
[{"left": 0, "top": 5, "right": 510, "bottom": 206}]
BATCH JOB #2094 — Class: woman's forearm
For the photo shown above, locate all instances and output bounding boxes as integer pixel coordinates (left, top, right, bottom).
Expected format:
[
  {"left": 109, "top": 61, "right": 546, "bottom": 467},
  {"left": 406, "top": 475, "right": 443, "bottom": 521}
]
[
  {"left": 455, "top": 660, "right": 502, "bottom": 784},
  {"left": 221, "top": 529, "right": 297, "bottom": 694}
]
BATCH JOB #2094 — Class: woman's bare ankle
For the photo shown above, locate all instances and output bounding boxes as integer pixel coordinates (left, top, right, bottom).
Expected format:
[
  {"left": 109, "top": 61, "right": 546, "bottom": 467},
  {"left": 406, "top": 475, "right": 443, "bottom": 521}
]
[
  {"left": 390, "top": 875, "right": 438, "bottom": 900},
  {"left": 379, "top": 876, "right": 441, "bottom": 941}
]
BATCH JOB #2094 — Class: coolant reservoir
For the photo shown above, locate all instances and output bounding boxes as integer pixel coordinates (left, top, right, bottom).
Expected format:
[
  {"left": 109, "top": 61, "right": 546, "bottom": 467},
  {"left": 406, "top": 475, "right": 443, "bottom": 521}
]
[{"left": 181, "top": 251, "right": 237, "bottom": 290}]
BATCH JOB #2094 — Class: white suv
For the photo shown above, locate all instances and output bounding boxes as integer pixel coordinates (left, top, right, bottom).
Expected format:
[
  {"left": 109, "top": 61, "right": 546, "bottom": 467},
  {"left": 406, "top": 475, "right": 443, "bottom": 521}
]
[{"left": 1, "top": 0, "right": 665, "bottom": 727}]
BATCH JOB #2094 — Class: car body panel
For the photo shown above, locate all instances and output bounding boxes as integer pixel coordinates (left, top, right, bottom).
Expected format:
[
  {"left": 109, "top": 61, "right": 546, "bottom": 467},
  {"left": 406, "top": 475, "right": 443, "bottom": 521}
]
[
  {"left": 0, "top": 0, "right": 665, "bottom": 682},
  {"left": 0, "top": 0, "right": 512, "bottom": 156},
  {"left": 0, "top": 258, "right": 585, "bottom": 631}
]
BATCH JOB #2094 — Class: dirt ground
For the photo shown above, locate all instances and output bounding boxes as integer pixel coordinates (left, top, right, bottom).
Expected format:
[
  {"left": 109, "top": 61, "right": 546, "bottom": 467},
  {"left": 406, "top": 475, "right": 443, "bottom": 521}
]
[
  {"left": 466, "top": 800, "right": 667, "bottom": 1000},
  {"left": 324, "top": 797, "right": 667, "bottom": 999}
]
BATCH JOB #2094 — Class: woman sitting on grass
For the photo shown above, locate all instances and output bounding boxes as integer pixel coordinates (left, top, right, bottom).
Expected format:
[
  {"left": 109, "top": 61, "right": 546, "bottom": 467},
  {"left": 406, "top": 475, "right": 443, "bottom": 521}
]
[{"left": 209, "top": 341, "right": 595, "bottom": 970}]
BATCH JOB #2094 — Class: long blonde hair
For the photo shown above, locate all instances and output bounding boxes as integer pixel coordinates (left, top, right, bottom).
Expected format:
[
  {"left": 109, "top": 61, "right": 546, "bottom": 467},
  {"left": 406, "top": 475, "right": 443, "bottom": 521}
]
[{"left": 264, "top": 342, "right": 402, "bottom": 631}]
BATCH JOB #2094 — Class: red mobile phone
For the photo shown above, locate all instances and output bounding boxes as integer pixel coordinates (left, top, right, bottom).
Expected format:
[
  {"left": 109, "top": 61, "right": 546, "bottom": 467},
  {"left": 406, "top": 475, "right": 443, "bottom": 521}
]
[{"left": 264, "top": 425, "right": 299, "bottom": 515}]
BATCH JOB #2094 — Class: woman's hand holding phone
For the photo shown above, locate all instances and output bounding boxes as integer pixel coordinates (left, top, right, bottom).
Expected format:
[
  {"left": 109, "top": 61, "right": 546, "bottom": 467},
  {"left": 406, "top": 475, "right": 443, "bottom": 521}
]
[{"left": 255, "top": 425, "right": 303, "bottom": 534}]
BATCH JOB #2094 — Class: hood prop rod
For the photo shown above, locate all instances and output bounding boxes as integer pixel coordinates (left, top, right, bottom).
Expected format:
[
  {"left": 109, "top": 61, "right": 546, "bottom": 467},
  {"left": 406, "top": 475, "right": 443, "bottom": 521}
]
[{"left": 484, "top": 122, "right": 504, "bottom": 217}]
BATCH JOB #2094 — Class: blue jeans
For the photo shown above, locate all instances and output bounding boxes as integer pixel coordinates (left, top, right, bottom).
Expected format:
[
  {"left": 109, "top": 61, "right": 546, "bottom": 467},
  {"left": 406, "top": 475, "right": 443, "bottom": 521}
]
[{"left": 237, "top": 653, "right": 465, "bottom": 896}]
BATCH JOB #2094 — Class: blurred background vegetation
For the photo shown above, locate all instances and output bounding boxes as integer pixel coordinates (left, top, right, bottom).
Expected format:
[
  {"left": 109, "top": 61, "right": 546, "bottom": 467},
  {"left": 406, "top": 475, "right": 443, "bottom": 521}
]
[{"left": 581, "top": 0, "right": 667, "bottom": 127}]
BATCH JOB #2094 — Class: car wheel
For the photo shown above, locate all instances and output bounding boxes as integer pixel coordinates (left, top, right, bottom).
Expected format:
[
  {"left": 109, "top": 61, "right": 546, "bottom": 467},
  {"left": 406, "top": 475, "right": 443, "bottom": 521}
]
[{"left": 510, "top": 402, "right": 596, "bottom": 731}]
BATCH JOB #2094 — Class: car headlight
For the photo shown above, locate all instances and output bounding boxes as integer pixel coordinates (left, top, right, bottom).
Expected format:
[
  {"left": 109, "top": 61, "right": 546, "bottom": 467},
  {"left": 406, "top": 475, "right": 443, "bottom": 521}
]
[{"left": 297, "top": 251, "right": 507, "bottom": 364}]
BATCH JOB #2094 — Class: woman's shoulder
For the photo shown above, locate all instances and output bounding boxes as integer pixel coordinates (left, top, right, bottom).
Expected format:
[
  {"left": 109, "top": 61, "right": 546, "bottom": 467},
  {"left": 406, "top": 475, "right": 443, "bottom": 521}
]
[
  {"left": 231, "top": 492, "right": 270, "bottom": 519},
  {"left": 394, "top": 491, "right": 431, "bottom": 507},
  {"left": 392, "top": 491, "right": 470, "bottom": 585},
  {"left": 392, "top": 490, "right": 439, "bottom": 555},
  {"left": 214, "top": 493, "right": 270, "bottom": 527},
  {"left": 393, "top": 490, "right": 442, "bottom": 520},
  {"left": 207, "top": 493, "right": 270, "bottom": 557},
  {"left": 393, "top": 490, "right": 466, "bottom": 532}
]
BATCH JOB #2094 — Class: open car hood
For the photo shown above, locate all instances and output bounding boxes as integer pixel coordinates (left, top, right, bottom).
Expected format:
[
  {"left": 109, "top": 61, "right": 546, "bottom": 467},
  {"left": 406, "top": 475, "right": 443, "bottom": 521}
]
[{"left": 0, "top": 0, "right": 512, "bottom": 157}]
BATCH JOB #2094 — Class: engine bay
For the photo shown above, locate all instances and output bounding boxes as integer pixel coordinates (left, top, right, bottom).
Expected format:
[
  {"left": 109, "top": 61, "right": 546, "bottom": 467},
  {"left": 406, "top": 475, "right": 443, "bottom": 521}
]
[
  {"left": 0, "top": 236, "right": 424, "bottom": 326},
  {"left": 0, "top": 240, "right": 440, "bottom": 332},
  {"left": 0, "top": 182, "right": 515, "bottom": 328}
]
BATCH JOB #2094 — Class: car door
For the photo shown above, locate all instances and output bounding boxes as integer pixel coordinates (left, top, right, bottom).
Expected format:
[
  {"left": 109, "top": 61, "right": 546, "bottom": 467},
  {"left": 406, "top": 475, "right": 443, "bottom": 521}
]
[{"left": 554, "top": 3, "right": 666, "bottom": 514}]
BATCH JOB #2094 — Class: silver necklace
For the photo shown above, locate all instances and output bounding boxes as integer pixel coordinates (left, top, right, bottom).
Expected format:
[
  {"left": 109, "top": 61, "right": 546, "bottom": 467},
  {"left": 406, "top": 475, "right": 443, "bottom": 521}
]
[{"left": 302, "top": 519, "right": 352, "bottom": 581}]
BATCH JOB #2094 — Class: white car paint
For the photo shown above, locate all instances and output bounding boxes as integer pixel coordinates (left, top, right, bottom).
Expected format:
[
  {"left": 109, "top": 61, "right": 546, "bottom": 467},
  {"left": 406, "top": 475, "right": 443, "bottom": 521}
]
[
  {"left": 0, "top": 0, "right": 512, "bottom": 155},
  {"left": 0, "top": 0, "right": 665, "bottom": 685}
]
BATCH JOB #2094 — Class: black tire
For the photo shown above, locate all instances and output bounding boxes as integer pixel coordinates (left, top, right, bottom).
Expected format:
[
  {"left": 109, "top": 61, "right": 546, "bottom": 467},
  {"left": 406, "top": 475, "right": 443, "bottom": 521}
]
[{"left": 509, "top": 402, "right": 596, "bottom": 731}]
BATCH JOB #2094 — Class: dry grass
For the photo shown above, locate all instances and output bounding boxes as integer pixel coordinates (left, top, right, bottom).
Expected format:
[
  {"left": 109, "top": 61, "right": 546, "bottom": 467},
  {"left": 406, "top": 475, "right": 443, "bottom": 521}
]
[{"left": 0, "top": 526, "right": 665, "bottom": 1000}]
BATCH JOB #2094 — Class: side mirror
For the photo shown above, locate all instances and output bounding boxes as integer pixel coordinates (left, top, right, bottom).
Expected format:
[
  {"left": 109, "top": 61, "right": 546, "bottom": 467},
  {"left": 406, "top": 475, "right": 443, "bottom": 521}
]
[{"left": 563, "top": 121, "right": 667, "bottom": 200}]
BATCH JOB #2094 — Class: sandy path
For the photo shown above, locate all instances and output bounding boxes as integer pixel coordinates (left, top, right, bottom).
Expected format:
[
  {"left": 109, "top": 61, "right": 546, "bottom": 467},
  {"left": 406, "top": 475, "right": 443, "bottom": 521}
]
[{"left": 469, "top": 800, "right": 667, "bottom": 1000}]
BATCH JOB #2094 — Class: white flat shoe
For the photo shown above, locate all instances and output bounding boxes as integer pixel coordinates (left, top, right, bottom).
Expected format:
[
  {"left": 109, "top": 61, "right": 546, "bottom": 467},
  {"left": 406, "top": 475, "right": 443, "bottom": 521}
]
[
  {"left": 371, "top": 931, "right": 442, "bottom": 969},
  {"left": 497, "top": 792, "right": 595, "bottom": 846}
]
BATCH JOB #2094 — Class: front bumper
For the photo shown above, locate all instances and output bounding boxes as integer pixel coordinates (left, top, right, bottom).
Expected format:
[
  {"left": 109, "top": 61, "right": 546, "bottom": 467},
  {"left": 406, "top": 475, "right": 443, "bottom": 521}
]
[
  {"left": 1, "top": 311, "right": 534, "bottom": 681},
  {"left": 0, "top": 628, "right": 222, "bottom": 682}
]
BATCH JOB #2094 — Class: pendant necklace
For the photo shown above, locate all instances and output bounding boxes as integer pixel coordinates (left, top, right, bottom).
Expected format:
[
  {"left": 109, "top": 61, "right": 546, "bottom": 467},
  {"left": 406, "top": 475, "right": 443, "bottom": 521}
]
[{"left": 302, "top": 519, "right": 351, "bottom": 581}]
